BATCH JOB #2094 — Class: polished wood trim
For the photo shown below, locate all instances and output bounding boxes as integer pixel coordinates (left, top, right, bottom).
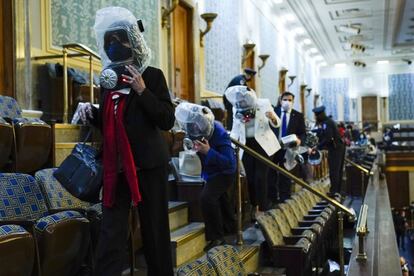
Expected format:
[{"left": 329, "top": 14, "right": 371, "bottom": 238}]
[
  {"left": 175, "top": 227, "right": 204, "bottom": 247},
  {"left": 348, "top": 165, "right": 401, "bottom": 275},
  {"left": 2, "top": 0, "right": 14, "bottom": 97},
  {"left": 386, "top": 166, "right": 414, "bottom": 172},
  {"left": 37, "top": 0, "right": 101, "bottom": 70},
  {"left": 54, "top": 123, "right": 82, "bottom": 129}
]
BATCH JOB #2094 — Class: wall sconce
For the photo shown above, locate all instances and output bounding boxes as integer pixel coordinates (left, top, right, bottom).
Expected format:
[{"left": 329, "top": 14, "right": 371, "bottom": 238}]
[
  {"left": 241, "top": 42, "right": 256, "bottom": 66},
  {"left": 287, "top": 75, "right": 296, "bottom": 88},
  {"left": 199, "top": 13, "right": 218, "bottom": 47},
  {"left": 306, "top": 88, "right": 312, "bottom": 96},
  {"left": 161, "top": 0, "right": 179, "bottom": 28},
  {"left": 258, "top": 54, "right": 270, "bottom": 75},
  {"left": 354, "top": 60, "right": 366, "bottom": 67},
  {"left": 278, "top": 68, "right": 288, "bottom": 93}
]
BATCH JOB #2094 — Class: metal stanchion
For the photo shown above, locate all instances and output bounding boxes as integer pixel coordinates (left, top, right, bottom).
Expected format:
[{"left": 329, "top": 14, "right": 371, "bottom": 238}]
[
  {"left": 62, "top": 48, "right": 68, "bottom": 123},
  {"left": 361, "top": 171, "right": 365, "bottom": 198},
  {"left": 236, "top": 146, "right": 243, "bottom": 245},
  {"left": 89, "top": 55, "right": 94, "bottom": 104},
  {"left": 338, "top": 211, "right": 345, "bottom": 276},
  {"left": 356, "top": 204, "right": 368, "bottom": 262}
]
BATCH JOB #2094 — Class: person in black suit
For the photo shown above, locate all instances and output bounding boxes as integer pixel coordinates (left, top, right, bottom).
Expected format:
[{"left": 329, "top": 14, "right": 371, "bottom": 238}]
[
  {"left": 80, "top": 7, "right": 174, "bottom": 276},
  {"left": 223, "top": 68, "right": 256, "bottom": 129},
  {"left": 269, "top": 91, "right": 306, "bottom": 203}
]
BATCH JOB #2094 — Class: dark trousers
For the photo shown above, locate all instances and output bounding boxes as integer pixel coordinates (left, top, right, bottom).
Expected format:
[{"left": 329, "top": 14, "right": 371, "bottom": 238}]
[
  {"left": 242, "top": 138, "right": 270, "bottom": 211},
  {"left": 268, "top": 149, "right": 293, "bottom": 204},
  {"left": 328, "top": 145, "right": 345, "bottom": 195},
  {"left": 396, "top": 230, "right": 406, "bottom": 249},
  {"left": 95, "top": 166, "right": 173, "bottom": 276},
  {"left": 201, "top": 174, "right": 235, "bottom": 241}
]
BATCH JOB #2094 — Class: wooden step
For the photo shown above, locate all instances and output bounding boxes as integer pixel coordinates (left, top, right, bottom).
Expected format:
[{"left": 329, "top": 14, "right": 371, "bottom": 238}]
[
  {"left": 54, "top": 123, "right": 83, "bottom": 143},
  {"left": 238, "top": 245, "right": 260, "bottom": 274},
  {"left": 168, "top": 201, "right": 188, "bottom": 231},
  {"left": 54, "top": 142, "right": 77, "bottom": 166},
  {"left": 170, "top": 222, "right": 206, "bottom": 267}
]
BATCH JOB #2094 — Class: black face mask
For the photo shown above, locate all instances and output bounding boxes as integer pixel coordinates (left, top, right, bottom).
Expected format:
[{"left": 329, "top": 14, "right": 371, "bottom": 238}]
[{"left": 106, "top": 40, "right": 133, "bottom": 62}]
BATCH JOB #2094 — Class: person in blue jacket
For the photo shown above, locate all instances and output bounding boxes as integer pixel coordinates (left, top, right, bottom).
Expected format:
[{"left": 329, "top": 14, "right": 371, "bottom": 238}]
[{"left": 175, "top": 102, "right": 237, "bottom": 252}]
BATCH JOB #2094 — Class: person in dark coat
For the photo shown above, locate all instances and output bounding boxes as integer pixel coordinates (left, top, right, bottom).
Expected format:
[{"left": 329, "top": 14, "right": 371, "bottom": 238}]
[
  {"left": 311, "top": 106, "right": 345, "bottom": 196},
  {"left": 269, "top": 91, "right": 306, "bottom": 203},
  {"left": 80, "top": 7, "right": 174, "bottom": 276},
  {"left": 395, "top": 209, "right": 408, "bottom": 250},
  {"left": 223, "top": 68, "right": 256, "bottom": 129}
]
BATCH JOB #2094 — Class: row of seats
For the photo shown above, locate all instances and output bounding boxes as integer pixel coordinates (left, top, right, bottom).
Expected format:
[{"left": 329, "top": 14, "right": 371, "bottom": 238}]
[
  {"left": 256, "top": 182, "right": 337, "bottom": 276},
  {"left": 0, "top": 169, "right": 101, "bottom": 276},
  {"left": 0, "top": 96, "right": 51, "bottom": 173}
]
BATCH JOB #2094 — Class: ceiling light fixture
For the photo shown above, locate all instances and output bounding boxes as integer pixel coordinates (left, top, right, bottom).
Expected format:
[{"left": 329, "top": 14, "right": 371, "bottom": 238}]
[
  {"left": 293, "top": 27, "right": 305, "bottom": 36},
  {"left": 377, "top": 60, "right": 389, "bottom": 64},
  {"left": 354, "top": 60, "right": 366, "bottom": 67},
  {"left": 303, "top": 38, "right": 312, "bottom": 45},
  {"left": 309, "top": 47, "right": 318, "bottom": 54},
  {"left": 403, "top": 58, "right": 412, "bottom": 65},
  {"left": 284, "top": 13, "right": 295, "bottom": 21},
  {"left": 351, "top": 43, "right": 366, "bottom": 52},
  {"left": 335, "top": 63, "right": 347, "bottom": 68}
]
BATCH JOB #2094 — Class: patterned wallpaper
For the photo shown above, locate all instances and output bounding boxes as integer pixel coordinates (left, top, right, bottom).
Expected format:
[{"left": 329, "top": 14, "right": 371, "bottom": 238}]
[
  {"left": 50, "top": 0, "right": 159, "bottom": 66},
  {"left": 320, "top": 78, "right": 351, "bottom": 121},
  {"left": 204, "top": 0, "right": 242, "bottom": 94},
  {"left": 388, "top": 73, "right": 414, "bottom": 120},
  {"left": 258, "top": 14, "right": 279, "bottom": 105}
]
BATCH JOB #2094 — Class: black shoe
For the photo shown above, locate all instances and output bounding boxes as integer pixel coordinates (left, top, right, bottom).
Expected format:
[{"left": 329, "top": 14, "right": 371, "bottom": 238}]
[{"left": 204, "top": 239, "right": 225, "bottom": 252}]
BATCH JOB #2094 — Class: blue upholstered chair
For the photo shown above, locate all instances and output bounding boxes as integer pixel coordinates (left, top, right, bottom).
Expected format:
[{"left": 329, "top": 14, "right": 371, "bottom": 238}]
[
  {"left": 176, "top": 257, "right": 217, "bottom": 276},
  {"left": 0, "top": 96, "right": 51, "bottom": 173},
  {"left": 256, "top": 212, "right": 313, "bottom": 276},
  {"left": 34, "top": 168, "right": 91, "bottom": 211},
  {"left": 0, "top": 173, "right": 90, "bottom": 276},
  {"left": 0, "top": 224, "right": 35, "bottom": 276},
  {"left": 207, "top": 245, "right": 246, "bottom": 276}
]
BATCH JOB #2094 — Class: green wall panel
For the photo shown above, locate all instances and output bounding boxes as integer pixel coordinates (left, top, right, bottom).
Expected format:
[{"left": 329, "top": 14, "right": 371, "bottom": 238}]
[{"left": 51, "top": 0, "right": 159, "bottom": 66}]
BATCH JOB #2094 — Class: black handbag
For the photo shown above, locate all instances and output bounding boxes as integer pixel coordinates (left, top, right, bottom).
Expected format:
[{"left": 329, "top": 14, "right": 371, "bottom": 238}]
[{"left": 53, "top": 129, "right": 102, "bottom": 203}]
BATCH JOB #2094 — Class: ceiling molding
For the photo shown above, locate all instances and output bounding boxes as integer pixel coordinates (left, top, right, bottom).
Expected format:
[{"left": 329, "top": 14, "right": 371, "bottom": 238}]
[{"left": 287, "top": 0, "right": 339, "bottom": 62}]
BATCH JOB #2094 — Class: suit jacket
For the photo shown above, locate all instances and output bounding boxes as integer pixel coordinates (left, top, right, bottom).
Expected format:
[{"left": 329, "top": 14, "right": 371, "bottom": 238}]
[
  {"left": 273, "top": 106, "right": 306, "bottom": 143},
  {"left": 92, "top": 66, "right": 175, "bottom": 170},
  {"left": 230, "top": 99, "right": 281, "bottom": 157}
]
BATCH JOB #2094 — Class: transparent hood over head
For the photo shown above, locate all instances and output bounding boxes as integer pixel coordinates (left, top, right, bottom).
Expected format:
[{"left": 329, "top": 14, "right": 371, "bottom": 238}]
[
  {"left": 175, "top": 102, "right": 215, "bottom": 140},
  {"left": 94, "top": 6, "right": 151, "bottom": 74}
]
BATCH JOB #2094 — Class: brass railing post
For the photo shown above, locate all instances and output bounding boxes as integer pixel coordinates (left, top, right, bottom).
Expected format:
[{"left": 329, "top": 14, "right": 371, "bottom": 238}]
[
  {"left": 338, "top": 211, "right": 345, "bottom": 276},
  {"left": 89, "top": 55, "right": 94, "bottom": 104},
  {"left": 361, "top": 170, "right": 365, "bottom": 198},
  {"left": 356, "top": 204, "right": 368, "bottom": 261},
  {"left": 62, "top": 48, "right": 68, "bottom": 123},
  {"left": 236, "top": 146, "right": 243, "bottom": 245}
]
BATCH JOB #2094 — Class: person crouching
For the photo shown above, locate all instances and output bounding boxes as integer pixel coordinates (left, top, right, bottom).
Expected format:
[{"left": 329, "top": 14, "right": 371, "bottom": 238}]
[{"left": 175, "top": 103, "right": 237, "bottom": 252}]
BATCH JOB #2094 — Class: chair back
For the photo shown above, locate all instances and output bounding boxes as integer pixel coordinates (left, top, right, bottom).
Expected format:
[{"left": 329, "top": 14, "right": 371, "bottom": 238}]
[
  {"left": 0, "top": 173, "right": 48, "bottom": 220},
  {"left": 0, "top": 96, "right": 22, "bottom": 119},
  {"left": 207, "top": 245, "right": 246, "bottom": 276},
  {"left": 176, "top": 257, "right": 217, "bottom": 276},
  {"left": 35, "top": 168, "right": 91, "bottom": 210},
  {"left": 256, "top": 212, "right": 285, "bottom": 247}
]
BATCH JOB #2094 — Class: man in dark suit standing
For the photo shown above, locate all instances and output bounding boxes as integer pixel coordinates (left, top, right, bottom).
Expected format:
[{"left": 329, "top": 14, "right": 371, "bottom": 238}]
[
  {"left": 223, "top": 68, "right": 256, "bottom": 129},
  {"left": 269, "top": 91, "right": 306, "bottom": 203}
]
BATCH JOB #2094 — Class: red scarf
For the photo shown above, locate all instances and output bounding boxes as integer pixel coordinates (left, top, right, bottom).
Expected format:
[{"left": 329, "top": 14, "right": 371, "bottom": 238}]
[{"left": 103, "top": 92, "right": 142, "bottom": 207}]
